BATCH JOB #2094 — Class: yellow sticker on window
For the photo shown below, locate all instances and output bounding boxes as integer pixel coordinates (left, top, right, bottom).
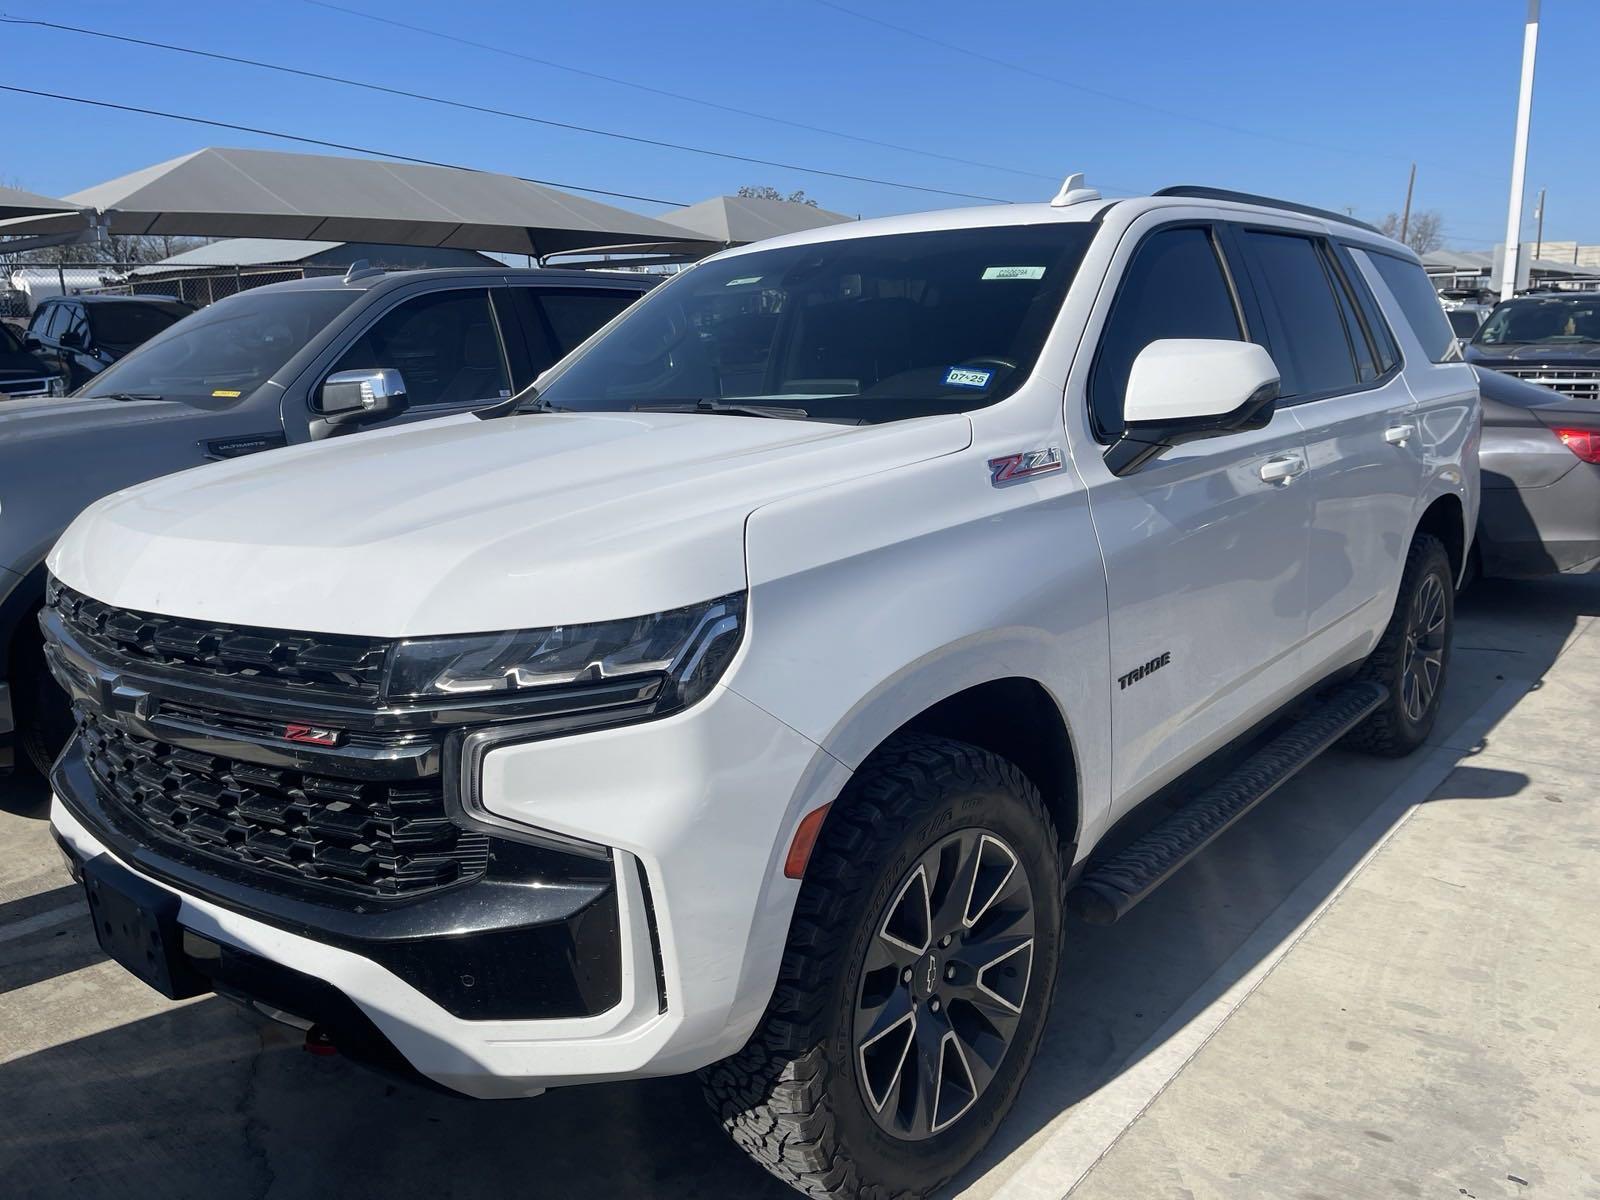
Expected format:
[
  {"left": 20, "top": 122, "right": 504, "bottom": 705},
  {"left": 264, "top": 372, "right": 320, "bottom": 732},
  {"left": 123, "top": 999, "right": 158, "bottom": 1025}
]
[{"left": 211, "top": 389, "right": 242, "bottom": 398}]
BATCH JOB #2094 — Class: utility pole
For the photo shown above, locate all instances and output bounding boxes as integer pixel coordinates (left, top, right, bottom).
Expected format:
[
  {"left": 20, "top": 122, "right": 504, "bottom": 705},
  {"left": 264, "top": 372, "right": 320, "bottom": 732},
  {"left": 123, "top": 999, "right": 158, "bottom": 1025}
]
[
  {"left": 1533, "top": 187, "right": 1546, "bottom": 261},
  {"left": 1501, "top": 0, "right": 1540, "bottom": 299},
  {"left": 1400, "top": 163, "right": 1416, "bottom": 247}
]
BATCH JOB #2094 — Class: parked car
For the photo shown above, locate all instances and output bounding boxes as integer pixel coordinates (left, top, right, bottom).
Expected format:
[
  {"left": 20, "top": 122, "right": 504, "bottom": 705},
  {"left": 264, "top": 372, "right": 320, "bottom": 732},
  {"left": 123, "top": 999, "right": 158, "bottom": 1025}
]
[
  {"left": 0, "top": 320, "right": 66, "bottom": 400},
  {"left": 1466, "top": 291, "right": 1600, "bottom": 402},
  {"left": 42, "top": 186, "right": 1477, "bottom": 1199},
  {"left": 24, "top": 295, "right": 195, "bottom": 390},
  {"left": 1444, "top": 303, "right": 1490, "bottom": 346},
  {"left": 1476, "top": 364, "right": 1600, "bottom": 576},
  {"left": 0, "top": 266, "right": 654, "bottom": 775}
]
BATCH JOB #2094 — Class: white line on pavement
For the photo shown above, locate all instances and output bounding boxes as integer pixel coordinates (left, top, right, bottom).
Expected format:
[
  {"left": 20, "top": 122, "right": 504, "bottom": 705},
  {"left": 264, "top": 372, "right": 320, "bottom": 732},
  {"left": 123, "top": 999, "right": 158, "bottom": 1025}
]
[
  {"left": 973, "top": 679, "right": 1529, "bottom": 1200},
  {"left": 0, "top": 901, "right": 86, "bottom": 947}
]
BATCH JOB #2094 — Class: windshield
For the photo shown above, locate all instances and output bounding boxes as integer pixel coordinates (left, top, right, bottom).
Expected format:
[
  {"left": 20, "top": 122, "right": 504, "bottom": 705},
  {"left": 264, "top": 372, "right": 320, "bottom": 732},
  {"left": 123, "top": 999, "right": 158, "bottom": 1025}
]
[
  {"left": 1474, "top": 296, "right": 1600, "bottom": 347},
  {"left": 88, "top": 300, "right": 191, "bottom": 352},
  {"left": 533, "top": 224, "right": 1096, "bottom": 424},
  {"left": 81, "top": 288, "right": 360, "bottom": 407}
]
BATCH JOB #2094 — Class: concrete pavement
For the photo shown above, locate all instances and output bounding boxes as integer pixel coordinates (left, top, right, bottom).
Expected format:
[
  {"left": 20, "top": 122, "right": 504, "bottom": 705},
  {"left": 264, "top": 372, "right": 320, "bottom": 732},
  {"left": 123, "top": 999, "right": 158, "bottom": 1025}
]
[{"left": 2, "top": 575, "right": 1598, "bottom": 1199}]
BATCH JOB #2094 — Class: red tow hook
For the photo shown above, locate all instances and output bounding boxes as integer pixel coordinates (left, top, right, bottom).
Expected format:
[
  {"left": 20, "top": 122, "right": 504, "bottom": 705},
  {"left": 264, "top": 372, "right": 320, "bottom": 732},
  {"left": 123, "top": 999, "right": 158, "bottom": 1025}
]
[{"left": 303, "top": 1025, "right": 339, "bottom": 1057}]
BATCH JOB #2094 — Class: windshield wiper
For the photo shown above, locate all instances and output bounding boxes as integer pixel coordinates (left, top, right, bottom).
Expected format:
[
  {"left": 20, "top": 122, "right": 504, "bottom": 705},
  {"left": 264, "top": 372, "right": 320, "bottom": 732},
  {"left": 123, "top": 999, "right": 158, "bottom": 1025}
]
[
  {"left": 100, "top": 391, "right": 164, "bottom": 402},
  {"left": 631, "top": 399, "right": 809, "bottom": 419}
]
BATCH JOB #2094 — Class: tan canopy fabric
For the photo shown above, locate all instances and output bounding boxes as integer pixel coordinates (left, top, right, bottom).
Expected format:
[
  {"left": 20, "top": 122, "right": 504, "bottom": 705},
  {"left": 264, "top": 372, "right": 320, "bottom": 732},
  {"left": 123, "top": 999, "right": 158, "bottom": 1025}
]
[
  {"left": 0, "top": 183, "right": 79, "bottom": 221},
  {"left": 0, "top": 146, "right": 713, "bottom": 256},
  {"left": 661, "top": 194, "right": 854, "bottom": 246}
]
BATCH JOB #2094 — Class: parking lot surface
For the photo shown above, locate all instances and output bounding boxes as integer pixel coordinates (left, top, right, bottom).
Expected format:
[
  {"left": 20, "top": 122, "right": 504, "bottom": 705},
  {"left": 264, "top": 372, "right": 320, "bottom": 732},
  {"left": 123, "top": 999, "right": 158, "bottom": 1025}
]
[{"left": 4, "top": 576, "right": 1599, "bottom": 1200}]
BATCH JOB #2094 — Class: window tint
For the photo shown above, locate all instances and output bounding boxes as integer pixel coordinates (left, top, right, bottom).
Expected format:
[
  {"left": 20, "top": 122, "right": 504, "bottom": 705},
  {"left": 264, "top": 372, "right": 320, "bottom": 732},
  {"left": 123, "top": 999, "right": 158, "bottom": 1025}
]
[
  {"left": 1341, "top": 253, "right": 1401, "bottom": 374},
  {"left": 89, "top": 301, "right": 189, "bottom": 352},
  {"left": 1326, "top": 264, "right": 1379, "bottom": 382},
  {"left": 536, "top": 224, "right": 1096, "bottom": 425},
  {"left": 81, "top": 288, "right": 361, "bottom": 409},
  {"left": 1446, "top": 310, "right": 1482, "bottom": 338},
  {"left": 1090, "top": 226, "right": 1241, "bottom": 437},
  {"left": 62, "top": 303, "right": 89, "bottom": 346},
  {"left": 537, "top": 290, "right": 640, "bottom": 356},
  {"left": 33, "top": 303, "right": 63, "bottom": 338},
  {"left": 331, "top": 288, "right": 510, "bottom": 409},
  {"left": 1365, "top": 249, "right": 1456, "bottom": 362},
  {"left": 1242, "top": 231, "right": 1358, "bottom": 398}
]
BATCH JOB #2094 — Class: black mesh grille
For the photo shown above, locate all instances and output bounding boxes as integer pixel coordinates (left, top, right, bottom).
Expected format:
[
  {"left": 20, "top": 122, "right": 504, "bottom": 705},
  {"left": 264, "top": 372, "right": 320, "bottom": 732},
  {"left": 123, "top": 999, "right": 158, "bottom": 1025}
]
[
  {"left": 80, "top": 714, "right": 488, "bottom": 899},
  {"left": 49, "top": 581, "right": 389, "bottom": 698}
]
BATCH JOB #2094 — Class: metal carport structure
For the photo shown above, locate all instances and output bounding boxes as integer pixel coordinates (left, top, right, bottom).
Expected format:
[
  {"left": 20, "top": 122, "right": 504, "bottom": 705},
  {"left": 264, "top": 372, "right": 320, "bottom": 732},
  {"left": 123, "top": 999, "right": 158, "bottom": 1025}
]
[{"left": 0, "top": 146, "right": 714, "bottom": 259}]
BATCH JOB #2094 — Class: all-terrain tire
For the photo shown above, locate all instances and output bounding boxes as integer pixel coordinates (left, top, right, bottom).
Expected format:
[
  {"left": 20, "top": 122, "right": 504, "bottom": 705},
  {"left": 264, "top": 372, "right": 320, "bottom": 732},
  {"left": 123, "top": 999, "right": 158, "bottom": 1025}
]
[
  {"left": 700, "top": 734, "right": 1064, "bottom": 1199},
  {"left": 1344, "top": 533, "right": 1454, "bottom": 757}
]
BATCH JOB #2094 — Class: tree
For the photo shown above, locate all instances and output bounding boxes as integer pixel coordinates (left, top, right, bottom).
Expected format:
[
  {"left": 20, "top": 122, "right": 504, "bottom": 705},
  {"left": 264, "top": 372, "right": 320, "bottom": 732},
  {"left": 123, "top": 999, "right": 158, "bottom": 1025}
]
[
  {"left": 1378, "top": 209, "right": 1445, "bottom": 254},
  {"left": 737, "top": 185, "right": 820, "bottom": 208}
]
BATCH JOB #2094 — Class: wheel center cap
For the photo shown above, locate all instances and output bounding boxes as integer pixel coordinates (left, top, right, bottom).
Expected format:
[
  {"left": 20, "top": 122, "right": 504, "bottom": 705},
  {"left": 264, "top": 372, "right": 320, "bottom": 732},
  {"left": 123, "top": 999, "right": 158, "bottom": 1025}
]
[{"left": 915, "top": 951, "right": 941, "bottom": 999}]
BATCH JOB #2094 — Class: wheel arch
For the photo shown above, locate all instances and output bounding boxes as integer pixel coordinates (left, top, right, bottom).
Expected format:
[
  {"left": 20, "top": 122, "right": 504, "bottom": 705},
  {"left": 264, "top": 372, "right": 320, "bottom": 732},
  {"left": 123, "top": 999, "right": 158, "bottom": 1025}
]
[{"left": 1415, "top": 491, "right": 1468, "bottom": 585}]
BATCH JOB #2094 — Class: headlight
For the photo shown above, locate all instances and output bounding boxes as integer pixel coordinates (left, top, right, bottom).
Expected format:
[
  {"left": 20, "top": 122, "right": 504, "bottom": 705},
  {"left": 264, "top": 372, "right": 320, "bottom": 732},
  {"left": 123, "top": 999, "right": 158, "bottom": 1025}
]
[{"left": 384, "top": 594, "right": 745, "bottom": 713}]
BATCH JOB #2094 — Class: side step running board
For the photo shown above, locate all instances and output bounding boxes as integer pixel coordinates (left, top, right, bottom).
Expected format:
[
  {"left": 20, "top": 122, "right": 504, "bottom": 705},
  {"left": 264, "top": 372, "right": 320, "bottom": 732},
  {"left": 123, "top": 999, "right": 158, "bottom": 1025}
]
[{"left": 1066, "top": 681, "right": 1388, "bottom": 925}]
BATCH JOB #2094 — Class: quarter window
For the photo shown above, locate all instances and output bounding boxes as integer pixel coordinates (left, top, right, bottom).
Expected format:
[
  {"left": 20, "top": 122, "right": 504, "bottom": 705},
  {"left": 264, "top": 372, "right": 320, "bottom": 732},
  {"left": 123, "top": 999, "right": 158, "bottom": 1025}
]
[
  {"left": 1241, "top": 231, "right": 1359, "bottom": 399},
  {"left": 329, "top": 289, "right": 510, "bottom": 409},
  {"left": 1090, "top": 226, "right": 1242, "bottom": 438},
  {"left": 1365, "top": 249, "right": 1456, "bottom": 363}
]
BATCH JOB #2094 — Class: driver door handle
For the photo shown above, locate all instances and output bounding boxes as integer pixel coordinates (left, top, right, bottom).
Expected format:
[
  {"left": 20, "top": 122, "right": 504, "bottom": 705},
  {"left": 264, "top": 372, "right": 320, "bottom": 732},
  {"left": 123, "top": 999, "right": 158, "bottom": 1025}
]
[
  {"left": 1258, "top": 453, "right": 1306, "bottom": 485},
  {"left": 1385, "top": 423, "right": 1416, "bottom": 446}
]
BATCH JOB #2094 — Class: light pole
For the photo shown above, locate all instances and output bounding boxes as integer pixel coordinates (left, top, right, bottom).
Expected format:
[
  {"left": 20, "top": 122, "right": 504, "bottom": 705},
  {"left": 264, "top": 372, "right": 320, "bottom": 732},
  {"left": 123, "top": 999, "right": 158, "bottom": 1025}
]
[{"left": 1500, "top": 0, "right": 1540, "bottom": 299}]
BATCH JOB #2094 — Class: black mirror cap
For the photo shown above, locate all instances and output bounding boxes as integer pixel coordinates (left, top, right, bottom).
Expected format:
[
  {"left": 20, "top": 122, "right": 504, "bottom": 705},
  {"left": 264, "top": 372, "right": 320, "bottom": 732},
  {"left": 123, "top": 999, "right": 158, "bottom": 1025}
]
[{"left": 1104, "top": 381, "right": 1279, "bottom": 477}]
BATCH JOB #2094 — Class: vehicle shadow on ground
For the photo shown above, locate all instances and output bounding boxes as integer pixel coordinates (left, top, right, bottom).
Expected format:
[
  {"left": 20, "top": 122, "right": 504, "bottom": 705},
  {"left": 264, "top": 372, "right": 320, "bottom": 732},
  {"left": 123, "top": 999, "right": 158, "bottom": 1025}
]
[
  {"left": 0, "top": 577, "right": 1594, "bottom": 1200},
  {"left": 0, "top": 766, "right": 50, "bottom": 819}
]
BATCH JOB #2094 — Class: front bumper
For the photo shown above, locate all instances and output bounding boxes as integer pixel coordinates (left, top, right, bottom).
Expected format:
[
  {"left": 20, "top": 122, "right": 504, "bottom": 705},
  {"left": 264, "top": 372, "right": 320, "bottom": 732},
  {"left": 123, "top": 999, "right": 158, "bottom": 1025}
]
[{"left": 50, "top": 681, "right": 842, "bottom": 1097}]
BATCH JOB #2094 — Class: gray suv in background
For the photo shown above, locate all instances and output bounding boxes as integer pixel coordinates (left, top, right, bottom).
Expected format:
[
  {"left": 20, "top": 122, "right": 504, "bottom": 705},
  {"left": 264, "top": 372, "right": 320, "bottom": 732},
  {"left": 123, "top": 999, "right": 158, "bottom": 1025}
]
[{"left": 0, "top": 265, "right": 655, "bottom": 775}]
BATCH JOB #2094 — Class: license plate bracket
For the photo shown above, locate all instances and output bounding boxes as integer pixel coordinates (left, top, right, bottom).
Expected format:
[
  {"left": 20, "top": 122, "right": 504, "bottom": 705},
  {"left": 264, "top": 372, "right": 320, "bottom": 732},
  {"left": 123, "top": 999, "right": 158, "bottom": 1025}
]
[{"left": 82, "top": 856, "right": 210, "bottom": 1000}]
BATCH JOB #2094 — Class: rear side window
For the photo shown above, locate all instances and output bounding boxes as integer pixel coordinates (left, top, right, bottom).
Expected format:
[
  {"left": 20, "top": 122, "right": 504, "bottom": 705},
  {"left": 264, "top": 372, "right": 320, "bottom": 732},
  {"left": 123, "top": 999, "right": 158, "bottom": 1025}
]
[
  {"left": 1365, "top": 250, "right": 1456, "bottom": 363},
  {"left": 1240, "top": 231, "right": 1358, "bottom": 399},
  {"left": 537, "top": 290, "right": 640, "bottom": 355},
  {"left": 1090, "top": 226, "right": 1242, "bottom": 438}
]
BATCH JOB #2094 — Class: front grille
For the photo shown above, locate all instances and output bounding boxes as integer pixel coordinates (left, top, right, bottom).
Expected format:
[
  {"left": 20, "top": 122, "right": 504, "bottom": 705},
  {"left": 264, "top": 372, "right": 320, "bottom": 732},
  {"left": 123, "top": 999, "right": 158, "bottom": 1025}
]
[
  {"left": 1499, "top": 366, "right": 1600, "bottom": 403},
  {"left": 80, "top": 712, "right": 488, "bottom": 899},
  {"left": 0, "top": 376, "right": 53, "bottom": 397},
  {"left": 49, "top": 581, "right": 389, "bottom": 698}
]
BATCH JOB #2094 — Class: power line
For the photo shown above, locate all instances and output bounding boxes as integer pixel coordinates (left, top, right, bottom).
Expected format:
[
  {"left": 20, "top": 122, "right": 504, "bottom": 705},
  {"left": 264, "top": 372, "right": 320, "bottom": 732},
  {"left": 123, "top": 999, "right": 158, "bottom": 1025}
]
[
  {"left": 811, "top": 0, "right": 1499, "bottom": 187},
  {"left": 0, "top": 84, "right": 696, "bottom": 206},
  {"left": 299, "top": 0, "right": 1058, "bottom": 185},
  {"left": 1, "top": 16, "right": 1014, "bottom": 205}
]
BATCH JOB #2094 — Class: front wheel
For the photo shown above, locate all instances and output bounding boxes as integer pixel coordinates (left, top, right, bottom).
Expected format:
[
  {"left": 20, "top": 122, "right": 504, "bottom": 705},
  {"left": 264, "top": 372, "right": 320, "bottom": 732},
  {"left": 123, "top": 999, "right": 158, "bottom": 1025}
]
[
  {"left": 702, "top": 735, "right": 1063, "bottom": 1199},
  {"left": 1345, "top": 533, "right": 1454, "bottom": 757}
]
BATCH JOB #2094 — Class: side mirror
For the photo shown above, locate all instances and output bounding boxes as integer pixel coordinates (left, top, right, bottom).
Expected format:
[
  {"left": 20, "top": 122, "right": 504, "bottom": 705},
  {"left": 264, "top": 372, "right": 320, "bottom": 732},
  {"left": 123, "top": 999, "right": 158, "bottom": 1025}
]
[
  {"left": 57, "top": 328, "right": 83, "bottom": 349},
  {"left": 318, "top": 367, "right": 408, "bottom": 426},
  {"left": 22, "top": 334, "right": 40, "bottom": 351},
  {"left": 1105, "top": 340, "right": 1281, "bottom": 476}
]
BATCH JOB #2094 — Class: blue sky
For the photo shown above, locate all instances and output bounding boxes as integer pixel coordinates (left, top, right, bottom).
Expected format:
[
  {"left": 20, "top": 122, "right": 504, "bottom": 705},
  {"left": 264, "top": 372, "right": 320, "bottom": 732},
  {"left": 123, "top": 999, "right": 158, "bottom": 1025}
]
[{"left": 4, "top": 0, "right": 1596, "bottom": 248}]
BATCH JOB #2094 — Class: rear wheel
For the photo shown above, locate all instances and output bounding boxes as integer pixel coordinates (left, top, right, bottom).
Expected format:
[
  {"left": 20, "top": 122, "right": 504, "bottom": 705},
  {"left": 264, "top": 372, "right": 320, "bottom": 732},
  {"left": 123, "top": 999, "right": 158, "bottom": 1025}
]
[
  {"left": 1345, "top": 534, "right": 1453, "bottom": 757},
  {"left": 702, "top": 735, "right": 1063, "bottom": 1199}
]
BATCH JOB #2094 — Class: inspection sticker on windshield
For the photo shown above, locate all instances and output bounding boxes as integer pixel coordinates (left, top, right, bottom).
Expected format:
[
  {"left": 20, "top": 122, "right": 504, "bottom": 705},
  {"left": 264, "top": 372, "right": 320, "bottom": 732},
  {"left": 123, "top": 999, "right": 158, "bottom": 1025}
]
[
  {"left": 982, "top": 265, "right": 1046, "bottom": 281},
  {"left": 943, "top": 366, "right": 993, "bottom": 390},
  {"left": 724, "top": 275, "right": 763, "bottom": 287},
  {"left": 211, "top": 389, "right": 242, "bottom": 398}
]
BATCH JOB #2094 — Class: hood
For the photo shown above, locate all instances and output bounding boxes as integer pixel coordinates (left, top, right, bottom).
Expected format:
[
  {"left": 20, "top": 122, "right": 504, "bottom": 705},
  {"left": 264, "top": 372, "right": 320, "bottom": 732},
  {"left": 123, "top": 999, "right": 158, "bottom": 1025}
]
[
  {"left": 1466, "top": 342, "right": 1600, "bottom": 366},
  {"left": 0, "top": 394, "right": 216, "bottom": 443},
  {"left": 0, "top": 343, "right": 52, "bottom": 378},
  {"left": 49, "top": 410, "right": 972, "bottom": 637}
]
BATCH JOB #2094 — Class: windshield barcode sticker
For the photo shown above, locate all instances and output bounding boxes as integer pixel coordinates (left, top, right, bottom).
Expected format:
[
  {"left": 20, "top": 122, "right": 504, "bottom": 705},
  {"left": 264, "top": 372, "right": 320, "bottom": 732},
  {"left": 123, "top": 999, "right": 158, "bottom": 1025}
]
[
  {"left": 943, "top": 367, "right": 993, "bottom": 389},
  {"left": 725, "top": 276, "right": 763, "bottom": 287},
  {"left": 982, "top": 266, "right": 1046, "bottom": 281}
]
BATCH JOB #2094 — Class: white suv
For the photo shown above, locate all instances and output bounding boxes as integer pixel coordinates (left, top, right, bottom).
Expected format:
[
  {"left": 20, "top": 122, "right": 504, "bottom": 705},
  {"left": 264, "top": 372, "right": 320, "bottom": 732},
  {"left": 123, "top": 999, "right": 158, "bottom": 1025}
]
[{"left": 45, "top": 181, "right": 1478, "bottom": 1197}]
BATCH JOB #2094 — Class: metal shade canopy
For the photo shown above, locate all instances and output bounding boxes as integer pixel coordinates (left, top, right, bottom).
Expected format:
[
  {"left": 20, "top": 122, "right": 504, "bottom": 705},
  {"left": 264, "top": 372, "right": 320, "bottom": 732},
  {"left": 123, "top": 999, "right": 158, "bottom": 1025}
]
[
  {"left": 0, "top": 183, "right": 79, "bottom": 220},
  {"left": 661, "top": 194, "right": 854, "bottom": 247},
  {"left": 0, "top": 146, "right": 710, "bottom": 256}
]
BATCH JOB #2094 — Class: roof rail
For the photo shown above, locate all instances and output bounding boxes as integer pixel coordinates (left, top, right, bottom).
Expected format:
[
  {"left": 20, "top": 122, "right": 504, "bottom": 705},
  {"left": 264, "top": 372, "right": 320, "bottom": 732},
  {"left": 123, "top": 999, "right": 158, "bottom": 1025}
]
[{"left": 1153, "top": 186, "right": 1385, "bottom": 237}]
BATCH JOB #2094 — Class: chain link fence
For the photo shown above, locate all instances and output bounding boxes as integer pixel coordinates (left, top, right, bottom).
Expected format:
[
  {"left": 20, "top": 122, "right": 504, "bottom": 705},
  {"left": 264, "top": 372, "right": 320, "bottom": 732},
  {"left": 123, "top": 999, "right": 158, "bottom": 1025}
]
[{"left": 80, "top": 263, "right": 347, "bottom": 307}]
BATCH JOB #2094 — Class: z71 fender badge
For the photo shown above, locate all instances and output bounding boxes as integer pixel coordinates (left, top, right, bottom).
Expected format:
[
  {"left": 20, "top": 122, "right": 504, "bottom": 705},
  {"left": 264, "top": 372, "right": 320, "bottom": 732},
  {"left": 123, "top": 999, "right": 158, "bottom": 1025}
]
[{"left": 989, "top": 447, "right": 1064, "bottom": 486}]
